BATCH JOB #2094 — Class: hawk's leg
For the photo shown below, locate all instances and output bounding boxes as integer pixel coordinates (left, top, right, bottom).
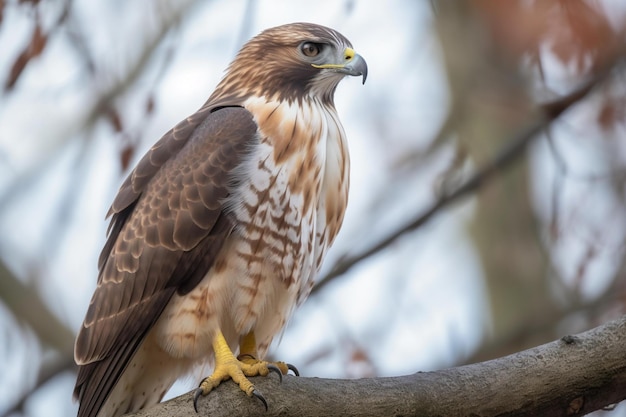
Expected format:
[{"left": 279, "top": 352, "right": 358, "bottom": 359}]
[
  {"left": 193, "top": 331, "right": 283, "bottom": 411},
  {"left": 237, "top": 332, "right": 299, "bottom": 377}
]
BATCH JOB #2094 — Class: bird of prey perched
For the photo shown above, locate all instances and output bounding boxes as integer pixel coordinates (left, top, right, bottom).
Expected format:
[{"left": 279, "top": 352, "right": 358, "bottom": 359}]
[{"left": 73, "top": 22, "right": 367, "bottom": 417}]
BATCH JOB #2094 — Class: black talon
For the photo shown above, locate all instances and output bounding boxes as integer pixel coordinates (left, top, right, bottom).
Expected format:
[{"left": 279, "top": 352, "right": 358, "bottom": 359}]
[
  {"left": 287, "top": 363, "right": 300, "bottom": 376},
  {"left": 193, "top": 387, "right": 204, "bottom": 413},
  {"left": 266, "top": 364, "right": 283, "bottom": 383},
  {"left": 252, "top": 389, "right": 268, "bottom": 411}
]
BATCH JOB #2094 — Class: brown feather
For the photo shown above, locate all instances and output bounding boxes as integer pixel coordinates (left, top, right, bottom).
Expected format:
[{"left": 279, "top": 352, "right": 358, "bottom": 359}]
[{"left": 74, "top": 107, "right": 258, "bottom": 416}]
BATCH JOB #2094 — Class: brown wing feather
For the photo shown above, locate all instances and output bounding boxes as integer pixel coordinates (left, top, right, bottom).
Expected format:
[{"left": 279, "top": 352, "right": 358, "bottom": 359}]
[{"left": 74, "top": 106, "right": 259, "bottom": 417}]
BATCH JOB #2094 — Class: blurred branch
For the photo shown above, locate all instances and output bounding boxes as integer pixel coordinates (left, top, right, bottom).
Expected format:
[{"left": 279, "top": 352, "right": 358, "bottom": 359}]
[
  {"left": 4, "top": 0, "right": 71, "bottom": 92},
  {"left": 81, "top": 0, "right": 196, "bottom": 130},
  {"left": 1, "top": 354, "right": 76, "bottom": 417},
  {"left": 313, "top": 58, "right": 625, "bottom": 296},
  {"left": 0, "top": 260, "right": 74, "bottom": 354},
  {"left": 463, "top": 281, "right": 626, "bottom": 365},
  {"left": 0, "top": 261, "right": 76, "bottom": 417},
  {"left": 463, "top": 221, "right": 626, "bottom": 366},
  {"left": 0, "top": 4, "right": 200, "bottom": 415},
  {"left": 234, "top": 0, "right": 257, "bottom": 51},
  {"left": 0, "top": 0, "right": 196, "bottom": 214},
  {"left": 129, "top": 315, "right": 626, "bottom": 417}
]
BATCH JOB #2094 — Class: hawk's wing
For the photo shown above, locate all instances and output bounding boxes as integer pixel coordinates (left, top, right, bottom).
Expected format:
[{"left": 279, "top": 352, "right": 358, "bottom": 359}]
[{"left": 73, "top": 106, "right": 258, "bottom": 417}]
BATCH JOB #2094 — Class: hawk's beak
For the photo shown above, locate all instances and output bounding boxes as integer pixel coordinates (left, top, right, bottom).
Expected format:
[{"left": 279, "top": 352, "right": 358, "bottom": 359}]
[
  {"left": 312, "top": 47, "right": 368, "bottom": 84},
  {"left": 340, "top": 50, "right": 368, "bottom": 84}
]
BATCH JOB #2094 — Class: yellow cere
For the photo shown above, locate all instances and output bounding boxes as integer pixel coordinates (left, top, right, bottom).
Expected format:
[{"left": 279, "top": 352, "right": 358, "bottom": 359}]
[{"left": 312, "top": 47, "right": 356, "bottom": 69}]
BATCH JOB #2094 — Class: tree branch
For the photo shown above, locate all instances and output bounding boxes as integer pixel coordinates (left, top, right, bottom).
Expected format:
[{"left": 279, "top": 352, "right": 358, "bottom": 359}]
[
  {"left": 1, "top": 354, "right": 76, "bottom": 417},
  {"left": 0, "top": 260, "right": 75, "bottom": 355},
  {"left": 127, "top": 315, "right": 626, "bottom": 417}
]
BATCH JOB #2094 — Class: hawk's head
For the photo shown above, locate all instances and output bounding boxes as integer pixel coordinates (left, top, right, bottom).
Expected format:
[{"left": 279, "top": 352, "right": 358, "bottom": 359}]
[{"left": 209, "top": 22, "right": 368, "bottom": 106}]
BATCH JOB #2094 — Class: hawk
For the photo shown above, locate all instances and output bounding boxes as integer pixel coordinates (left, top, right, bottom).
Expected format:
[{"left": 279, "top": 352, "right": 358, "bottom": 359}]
[{"left": 74, "top": 22, "right": 367, "bottom": 417}]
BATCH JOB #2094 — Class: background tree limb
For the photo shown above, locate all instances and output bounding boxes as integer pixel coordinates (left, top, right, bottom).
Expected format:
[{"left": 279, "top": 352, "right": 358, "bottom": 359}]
[{"left": 127, "top": 315, "right": 626, "bottom": 417}]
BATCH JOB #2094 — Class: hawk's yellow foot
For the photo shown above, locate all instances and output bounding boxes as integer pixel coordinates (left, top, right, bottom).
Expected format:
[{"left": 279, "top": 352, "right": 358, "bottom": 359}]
[
  {"left": 237, "top": 332, "right": 300, "bottom": 378},
  {"left": 237, "top": 354, "right": 300, "bottom": 379},
  {"left": 193, "top": 332, "right": 286, "bottom": 412}
]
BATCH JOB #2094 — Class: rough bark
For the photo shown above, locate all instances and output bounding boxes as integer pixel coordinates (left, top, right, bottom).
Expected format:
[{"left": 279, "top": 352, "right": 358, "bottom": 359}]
[{"left": 127, "top": 315, "right": 626, "bottom": 417}]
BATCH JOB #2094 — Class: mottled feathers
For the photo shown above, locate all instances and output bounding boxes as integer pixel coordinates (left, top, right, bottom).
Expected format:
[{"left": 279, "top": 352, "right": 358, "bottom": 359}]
[
  {"left": 74, "top": 22, "right": 366, "bottom": 417},
  {"left": 74, "top": 108, "right": 257, "bottom": 416}
]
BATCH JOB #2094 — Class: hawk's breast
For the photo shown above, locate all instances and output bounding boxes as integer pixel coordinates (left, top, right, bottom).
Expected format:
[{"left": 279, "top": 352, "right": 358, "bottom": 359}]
[
  {"left": 236, "top": 95, "right": 349, "bottom": 298},
  {"left": 154, "top": 96, "right": 349, "bottom": 360}
]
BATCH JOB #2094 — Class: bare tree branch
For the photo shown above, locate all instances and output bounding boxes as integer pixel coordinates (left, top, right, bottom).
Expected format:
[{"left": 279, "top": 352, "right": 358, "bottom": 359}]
[
  {"left": 1, "top": 354, "right": 76, "bottom": 417},
  {"left": 0, "top": 260, "right": 74, "bottom": 355},
  {"left": 0, "top": 260, "right": 77, "bottom": 417},
  {"left": 127, "top": 315, "right": 626, "bottom": 417},
  {"left": 0, "top": 0, "right": 196, "bottom": 214},
  {"left": 462, "top": 281, "right": 626, "bottom": 365}
]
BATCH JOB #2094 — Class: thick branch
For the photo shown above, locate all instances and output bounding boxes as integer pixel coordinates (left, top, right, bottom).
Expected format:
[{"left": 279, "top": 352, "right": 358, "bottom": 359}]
[{"left": 128, "top": 315, "right": 626, "bottom": 417}]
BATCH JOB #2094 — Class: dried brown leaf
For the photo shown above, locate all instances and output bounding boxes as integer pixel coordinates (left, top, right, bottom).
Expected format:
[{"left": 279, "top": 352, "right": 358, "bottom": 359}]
[
  {"left": 145, "top": 95, "right": 155, "bottom": 115},
  {"left": 26, "top": 22, "right": 46, "bottom": 55},
  {"left": 350, "top": 347, "right": 370, "bottom": 364},
  {"left": 550, "top": 0, "right": 616, "bottom": 72},
  {"left": 597, "top": 97, "right": 626, "bottom": 131},
  {"left": 471, "top": 0, "right": 552, "bottom": 59},
  {"left": 106, "top": 107, "right": 123, "bottom": 133},
  {"left": 5, "top": 23, "right": 48, "bottom": 91},
  {"left": 471, "top": 0, "right": 622, "bottom": 76},
  {"left": 120, "top": 143, "right": 135, "bottom": 172}
]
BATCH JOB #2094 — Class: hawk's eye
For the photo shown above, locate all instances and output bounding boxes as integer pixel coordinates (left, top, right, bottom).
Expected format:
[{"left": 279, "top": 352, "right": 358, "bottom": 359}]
[{"left": 301, "top": 42, "right": 322, "bottom": 57}]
